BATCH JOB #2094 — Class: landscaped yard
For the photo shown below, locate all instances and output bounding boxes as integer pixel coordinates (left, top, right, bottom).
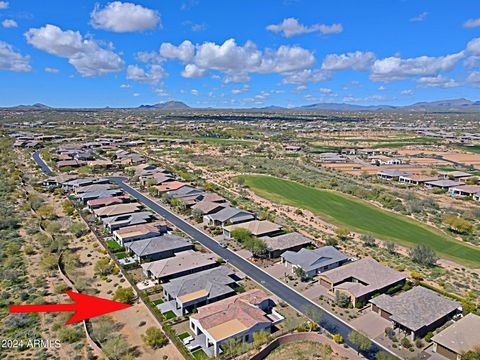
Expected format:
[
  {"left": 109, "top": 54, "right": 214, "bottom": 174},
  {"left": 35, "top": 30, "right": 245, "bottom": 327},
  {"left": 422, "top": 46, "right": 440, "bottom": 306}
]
[
  {"left": 106, "top": 239, "right": 123, "bottom": 252},
  {"left": 115, "top": 251, "right": 129, "bottom": 259},
  {"left": 178, "top": 332, "right": 190, "bottom": 340},
  {"left": 163, "top": 310, "right": 176, "bottom": 320},
  {"left": 192, "top": 349, "right": 209, "bottom": 360},
  {"left": 151, "top": 299, "right": 164, "bottom": 306},
  {"left": 239, "top": 175, "right": 480, "bottom": 267}
]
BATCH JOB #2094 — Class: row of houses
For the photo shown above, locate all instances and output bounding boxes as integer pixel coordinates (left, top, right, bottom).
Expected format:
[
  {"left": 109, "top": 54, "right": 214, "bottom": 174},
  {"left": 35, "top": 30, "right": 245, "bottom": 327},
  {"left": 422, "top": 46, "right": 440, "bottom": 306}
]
[
  {"left": 58, "top": 175, "right": 284, "bottom": 358},
  {"left": 377, "top": 170, "right": 480, "bottom": 201}
]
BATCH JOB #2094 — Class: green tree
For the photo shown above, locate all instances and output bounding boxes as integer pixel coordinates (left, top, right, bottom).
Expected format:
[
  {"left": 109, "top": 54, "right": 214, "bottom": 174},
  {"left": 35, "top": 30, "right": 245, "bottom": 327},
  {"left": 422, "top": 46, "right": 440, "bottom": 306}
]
[
  {"left": 294, "top": 266, "right": 306, "bottom": 280},
  {"left": 376, "top": 351, "right": 398, "bottom": 360},
  {"left": 335, "top": 292, "right": 351, "bottom": 308},
  {"left": 384, "top": 241, "right": 396, "bottom": 254},
  {"left": 335, "top": 227, "right": 350, "bottom": 240},
  {"left": 94, "top": 257, "right": 114, "bottom": 275},
  {"left": 141, "top": 327, "right": 168, "bottom": 349},
  {"left": 102, "top": 336, "right": 130, "bottom": 360},
  {"left": 252, "top": 331, "right": 268, "bottom": 349},
  {"left": 443, "top": 215, "right": 474, "bottom": 234},
  {"left": 348, "top": 330, "right": 372, "bottom": 354},
  {"left": 409, "top": 245, "right": 438, "bottom": 267},
  {"left": 62, "top": 199, "right": 75, "bottom": 216},
  {"left": 113, "top": 287, "right": 135, "bottom": 304},
  {"left": 361, "top": 234, "right": 376, "bottom": 247},
  {"left": 192, "top": 208, "right": 203, "bottom": 223}
]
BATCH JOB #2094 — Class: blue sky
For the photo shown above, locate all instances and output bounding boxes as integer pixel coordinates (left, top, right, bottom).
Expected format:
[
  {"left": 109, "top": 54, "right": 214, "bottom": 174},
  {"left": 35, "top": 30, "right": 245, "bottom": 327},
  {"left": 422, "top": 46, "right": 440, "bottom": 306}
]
[{"left": 0, "top": 0, "right": 480, "bottom": 108}]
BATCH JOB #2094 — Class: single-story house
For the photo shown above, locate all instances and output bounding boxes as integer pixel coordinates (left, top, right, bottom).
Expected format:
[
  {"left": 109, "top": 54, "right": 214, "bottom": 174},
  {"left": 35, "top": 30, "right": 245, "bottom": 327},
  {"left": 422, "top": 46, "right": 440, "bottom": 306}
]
[
  {"left": 154, "top": 181, "right": 190, "bottom": 194},
  {"left": 62, "top": 177, "right": 109, "bottom": 190},
  {"left": 261, "top": 232, "right": 313, "bottom": 258},
  {"left": 474, "top": 192, "right": 480, "bottom": 202},
  {"left": 87, "top": 195, "right": 129, "bottom": 210},
  {"left": 191, "top": 200, "right": 226, "bottom": 216},
  {"left": 142, "top": 250, "right": 218, "bottom": 282},
  {"left": 125, "top": 234, "right": 192, "bottom": 262},
  {"left": 113, "top": 222, "right": 168, "bottom": 245},
  {"left": 167, "top": 186, "right": 205, "bottom": 199},
  {"left": 74, "top": 183, "right": 114, "bottom": 194},
  {"left": 76, "top": 189, "right": 123, "bottom": 203},
  {"left": 281, "top": 246, "right": 350, "bottom": 278},
  {"left": 189, "top": 289, "right": 281, "bottom": 357},
  {"left": 448, "top": 184, "right": 480, "bottom": 197},
  {"left": 103, "top": 211, "right": 155, "bottom": 231},
  {"left": 425, "top": 180, "right": 464, "bottom": 189},
  {"left": 431, "top": 313, "right": 480, "bottom": 360},
  {"left": 204, "top": 207, "right": 255, "bottom": 227},
  {"left": 202, "top": 193, "right": 228, "bottom": 204},
  {"left": 223, "top": 220, "right": 283, "bottom": 239},
  {"left": 377, "top": 170, "right": 411, "bottom": 181},
  {"left": 439, "top": 171, "right": 472, "bottom": 180},
  {"left": 318, "top": 257, "right": 407, "bottom": 307},
  {"left": 93, "top": 203, "right": 141, "bottom": 218},
  {"left": 398, "top": 174, "right": 438, "bottom": 185},
  {"left": 140, "top": 172, "right": 174, "bottom": 186},
  {"left": 370, "top": 286, "right": 461, "bottom": 340},
  {"left": 162, "top": 266, "right": 238, "bottom": 315}
]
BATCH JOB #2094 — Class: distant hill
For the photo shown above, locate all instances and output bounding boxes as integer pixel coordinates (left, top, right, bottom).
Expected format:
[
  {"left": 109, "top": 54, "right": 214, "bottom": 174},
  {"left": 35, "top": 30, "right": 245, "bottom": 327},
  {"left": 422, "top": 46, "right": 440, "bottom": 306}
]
[
  {"left": 295, "top": 98, "right": 480, "bottom": 112},
  {"left": 137, "top": 101, "right": 190, "bottom": 110},
  {"left": 9, "top": 103, "right": 51, "bottom": 110}
]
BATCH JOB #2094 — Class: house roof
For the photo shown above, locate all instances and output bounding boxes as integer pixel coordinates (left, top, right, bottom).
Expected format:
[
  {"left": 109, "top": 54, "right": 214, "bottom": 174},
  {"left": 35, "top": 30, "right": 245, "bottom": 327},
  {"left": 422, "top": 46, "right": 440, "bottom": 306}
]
[
  {"left": 77, "top": 189, "right": 123, "bottom": 201},
  {"left": 141, "top": 250, "right": 217, "bottom": 279},
  {"left": 93, "top": 203, "right": 141, "bottom": 217},
  {"left": 191, "top": 200, "right": 226, "bottom": 215},
  {"left": 75, "top": 183, "right": 114, "bottom": 194},
  {"left": 113, "top": 222, "right": 165, "bottom": 238},
  {"left": 125, "top": 234, "right": 191, "bottom": 257},
  {"left": 321, "top": 257, "right": 406, "bottom": 298},
  {"left": 224, "top": 220, "right": 282, "bottom": 236},
  {"left": 281, "top": 246, "right": 349, "bottom": 273},
  {"left": 168, "top": 186, "right": 205, "bottom": 198},
  {"left": 262, "top": 232, "right": 312, "bottom": 252},
  {"left": 431, "top": 313, "right": 480, "bottom": 354},
  {"left": 451, "top": 185, "right": 480, "bottom": 194},
  {"left": 370, "top": 286, "right": 460, "bottom": 331},
  {"left": 440, "top": 171, "right": 472, "bottom": 179},
  {"left": 102, "top": 211, "right": 154, "bottom": 227},
  {"left": 87, "top": 195, "right": 128, "bottom": 207},
  {"left": 399, "top": 175, "right": 438, "bottom": 182},
  {"left": 425, "top": 180, "right": 464, "bottom": 188},
  {"left": 207, "top": 207, "right": 255, "bottom": 223},
  {"left": 163, "top": 266, "right": 236, "bottom": 303},
  {"left": 154, "top": 181, "right": 189, "bottom": 193},
  {"left": 202, "top": 192, "right": 228, "bottom": 203},
  {"left": 190, "top": 289, "right": 272, "bottom": 341},
  {"left": 378, "top": 170, "right": 411, "bottom": 177}
]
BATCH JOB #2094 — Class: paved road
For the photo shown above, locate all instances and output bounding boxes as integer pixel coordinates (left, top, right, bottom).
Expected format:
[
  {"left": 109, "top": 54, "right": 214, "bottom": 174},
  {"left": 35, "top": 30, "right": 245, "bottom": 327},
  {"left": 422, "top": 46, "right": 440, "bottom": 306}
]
[
  {"left": 109, "top": 177, "right": 396, "bottom": 360},
  {"left": 32, "top": 151, "right": 53, "bottom": 176}
]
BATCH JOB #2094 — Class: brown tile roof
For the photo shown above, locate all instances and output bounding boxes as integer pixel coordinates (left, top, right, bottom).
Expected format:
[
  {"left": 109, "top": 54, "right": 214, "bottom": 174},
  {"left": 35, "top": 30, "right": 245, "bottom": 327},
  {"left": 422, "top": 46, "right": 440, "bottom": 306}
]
[
  {"left": 224, "top": 220, "right": 282, "bottom": 236},
  {"left": 93, "top": 203, "right": 141, "bottom": 217},
  {"left": 191, "top": 200, "right": 226, "bottom": 214},
  {"left": 154, "top": 181, "right": 189, "bottom": 193},
  {"left": 114, "top": 222, "right": 165, "bottom": 236},
  {"left": 432, "top": 313, "right": 480, "bottom": 354},
  {"left": 87, "top": 195, "right": 128, "bottom": 207},
  {"left": 190, "top": 289, "right": 271, "bottom": 341}
]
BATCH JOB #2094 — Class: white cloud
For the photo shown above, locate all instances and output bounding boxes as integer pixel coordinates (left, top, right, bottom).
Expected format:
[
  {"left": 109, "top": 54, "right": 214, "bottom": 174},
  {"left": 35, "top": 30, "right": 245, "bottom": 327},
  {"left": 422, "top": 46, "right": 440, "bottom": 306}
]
[
  {"left": 191, "top": 89, "right": 199, "bottom": 96},
  {"left": 464, "top": 18, "right": 480, "bottom": 29},
  {"left": 120, "top": 83, "right": 130, "bottom": 88},
  {"left": 44, "top": 67, "right": 59, "bottom": 73},
  {"left": 322, "top": 51, "right": 376, "bottom": 71},
  {"left": 466, "top": 71, "right": 480, "bottom": 85},
  {"left": 281, "top": 69, "right": 330, "bottom": 84},
  {"left": 466, "top": 38, "right": 480, "bottom": 55},
  {"left": 25, "top": 24, "right": 124, "bottom": 77},
  {"left": 343, "top": 94, "right": 386, "bottom": 102},
  {"left": 155, "top": 89, "right": 168, "bottom": 96},
  {"left": 160, "top": 38, "right": 315, "bottom": 83},
  {"left": 0, "top": 1, "right": 8, "bottom": 10},
  {"left": 400, "top": 89, "right": 413, "bottom": 96},
  {"left": 319, "top": 87, "right": 332, "bottom": 94},
  {"left": 2, "top": 19, "right": 17, "bottom": 28},
  {"left": 378, "top": 85, "right": 385, "bottom": 90},
  {"left": 126, "top": 64, "right": 166, "bottom": 84},
  {"left": 133, "top": 92, "right": 140, "bottom": 96},
  {"left": 0, "top": 41, "right": 31, "bottom": 72},
  {"left": 160, "top": 40, "right": 195, "bottom": 63},
  {"left": 266, "top": 18, "right": 342, "bottom": 38},
  {"left": 417, "top": 75, "right": 461, "bottom": 88},
  {"left": 90, "top": 1, "right": 160, "bottom": 32},
  {"left": 370, "top": 52, "right": 464, "bottom": 82},
  {"left": 296, "top": 85, "right": 307, "bottom": 92},
  {"left": 410, "top": 12, "right": 428, "bottom": 22}
]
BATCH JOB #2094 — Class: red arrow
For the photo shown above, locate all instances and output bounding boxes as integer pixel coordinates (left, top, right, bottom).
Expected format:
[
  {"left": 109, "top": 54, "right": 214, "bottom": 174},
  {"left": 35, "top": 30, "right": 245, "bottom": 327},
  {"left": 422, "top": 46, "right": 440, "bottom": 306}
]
[{"left": 9, "top": 291, "right": 133, "bottom": 324}]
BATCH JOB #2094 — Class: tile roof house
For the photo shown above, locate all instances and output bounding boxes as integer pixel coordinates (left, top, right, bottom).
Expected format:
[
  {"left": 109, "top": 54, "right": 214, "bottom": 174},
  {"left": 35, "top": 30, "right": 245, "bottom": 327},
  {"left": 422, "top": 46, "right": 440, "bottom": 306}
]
[
  {"left": 189, "top": 289, "right": 281, "bottom": 357},
  {"left": 398, "top": 174, "right": 438, "bottom": 185},
  {"left": 448, "top": 184, "right": 480, "bottom": 197},
  {"left": 93, "top": 203, "right": 142, "bottom": 218},
  {"left": 204, "top": 207, "right": 255, "bottom": 227},
  {"left": 431, "top": 313, "right": 480, "bottom": 360},
  {"left": 261, "top": 232, "right": 313, "bottom": 258},
  {"left": 281, "top": 246, "right": 350, "bottom": 278},
  {"left": 223, "top": 220, "right": 283, "bottom": 240},
  {"left": 425, "top": 180, "right": 464, "bottom": 189},
  {"left": 87, "top": 195, "right": 129, "bottom": 209},
  {"left": 318, "top": 257, "right": 407, "bottom": 306},
  {"left": 154, "top": 181, "right": 190, "bottom": 194},
  {"left": 125, "top": 234, "right": 192, "bottom": 262},
  {"left": 162, "top": 267, "right": 238, "bottom": 315},
  {"left": 74, "top": 183, "right": 114, "bottom": 194},
  {"left": 142, "top": 250, "right": 218, "bottom": 282},
  {"left": 76, "top": 189, "right": 123, "bottom": 203},
  {"left": 370, "top": 286, "right": 461, "bottom": 340},
  {"left": 377, "top": 170, "right": 411, "bottom": 180},
  {"left": 113, "top": 222, "right": 168, "bottom": 245},
  {"left": 102, "top": 211, "right": 155, "bottom": 231},
  {"left": 191, "top": 200, "right": 226, "bottom": 215}
]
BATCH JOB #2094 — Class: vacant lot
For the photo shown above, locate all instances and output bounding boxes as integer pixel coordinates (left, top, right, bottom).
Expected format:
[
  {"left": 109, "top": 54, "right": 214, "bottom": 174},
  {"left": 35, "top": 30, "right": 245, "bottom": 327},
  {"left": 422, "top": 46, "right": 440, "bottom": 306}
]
[{"left": 240, "top": 175, "right": 480, "bottom": 267}]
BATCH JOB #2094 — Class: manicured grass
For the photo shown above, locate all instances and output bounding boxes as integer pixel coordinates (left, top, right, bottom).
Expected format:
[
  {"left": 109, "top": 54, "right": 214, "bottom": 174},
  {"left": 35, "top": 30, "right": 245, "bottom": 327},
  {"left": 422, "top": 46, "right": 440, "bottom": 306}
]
[
  {"left": 163, "top": 310, "right": 176, "bottom": 320},
  {"left": 240, "top": 175, "right": 480, "bottom": 267},
  {"left": 192, "top": 349, "right": 209, "bottom": 360},
  {"left": 115, "top": 252, "right": 129, "bottom": 260},
  {"left": 194, "top": 136, "right": 253, "bottom": 145},
  {"left": 458, "top": 145, "right": 480, "bottom": 154},
  {"left": 106, "top": 239, "right": 123, "bottom": 252},
  {"left": 178, "top": 332, "right": 190, "bottom": 340},
  {"left": 151, "top": 299, "right": 164, "bottom": 306}
]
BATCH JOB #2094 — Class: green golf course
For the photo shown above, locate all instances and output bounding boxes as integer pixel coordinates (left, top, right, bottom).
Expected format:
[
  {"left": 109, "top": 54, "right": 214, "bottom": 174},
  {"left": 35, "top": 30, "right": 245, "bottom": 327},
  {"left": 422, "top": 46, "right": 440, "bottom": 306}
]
[{"left": 239, "top": 175, "right": 480, "bottom": 268}]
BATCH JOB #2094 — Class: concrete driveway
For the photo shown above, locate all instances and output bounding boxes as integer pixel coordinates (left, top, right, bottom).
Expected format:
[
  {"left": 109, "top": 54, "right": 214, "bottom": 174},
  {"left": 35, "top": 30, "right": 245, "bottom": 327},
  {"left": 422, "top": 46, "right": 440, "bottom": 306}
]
[{"left": 350, "top": 311, "right": 391, "bottom": 339}]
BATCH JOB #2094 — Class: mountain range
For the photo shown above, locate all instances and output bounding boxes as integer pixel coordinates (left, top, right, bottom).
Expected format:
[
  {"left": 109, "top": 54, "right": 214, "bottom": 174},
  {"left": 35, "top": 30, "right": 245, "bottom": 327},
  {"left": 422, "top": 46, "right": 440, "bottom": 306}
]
[{"left": 4, "top": 98, "right": 480, "bottom": 112}]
